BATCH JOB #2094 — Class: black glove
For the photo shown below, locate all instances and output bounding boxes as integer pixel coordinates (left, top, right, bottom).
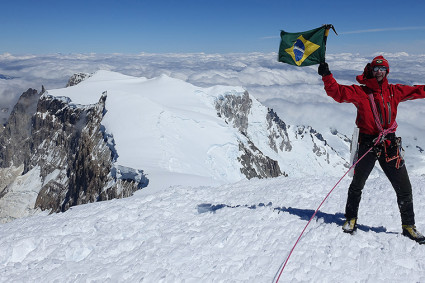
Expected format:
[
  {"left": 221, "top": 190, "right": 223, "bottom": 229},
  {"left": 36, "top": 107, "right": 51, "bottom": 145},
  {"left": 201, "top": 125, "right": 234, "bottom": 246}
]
[
  {"left": 318, "top": 62, "right": 331, "bottom": 77},
  {"left": 363, "top": 63, "right": 373, "bottom": 79}
]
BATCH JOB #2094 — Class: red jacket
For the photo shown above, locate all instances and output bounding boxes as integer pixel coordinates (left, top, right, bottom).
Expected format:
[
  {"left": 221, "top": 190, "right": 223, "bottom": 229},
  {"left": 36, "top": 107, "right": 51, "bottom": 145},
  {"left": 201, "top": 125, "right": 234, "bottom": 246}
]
[{"left": 322, "top": 70, "right": 425, "bottom": 135}]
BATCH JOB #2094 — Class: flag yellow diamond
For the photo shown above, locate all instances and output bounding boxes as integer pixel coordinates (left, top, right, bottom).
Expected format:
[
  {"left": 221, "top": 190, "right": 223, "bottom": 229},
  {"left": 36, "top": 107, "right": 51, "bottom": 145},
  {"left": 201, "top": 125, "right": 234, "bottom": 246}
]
[{"left": 285, "top": 35, "right": 320, "bottom": 66}]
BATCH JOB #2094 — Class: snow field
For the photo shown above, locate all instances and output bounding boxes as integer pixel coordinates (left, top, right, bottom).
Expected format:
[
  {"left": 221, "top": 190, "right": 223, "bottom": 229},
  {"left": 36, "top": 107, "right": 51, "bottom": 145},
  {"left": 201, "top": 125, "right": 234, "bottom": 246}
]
[
  {"left": 48, "top": 71, "right": 248, "bottom": 185},
  {"left": 1, "top": 174, "right": 425, "bottom": 282}
]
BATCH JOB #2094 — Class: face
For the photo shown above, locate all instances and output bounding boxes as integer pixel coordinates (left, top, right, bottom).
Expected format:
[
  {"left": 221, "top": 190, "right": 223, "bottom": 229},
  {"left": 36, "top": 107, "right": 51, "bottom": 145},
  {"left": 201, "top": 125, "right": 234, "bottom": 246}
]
[{"left": 372, "top": 66, "right": 387, "bottom": 82}]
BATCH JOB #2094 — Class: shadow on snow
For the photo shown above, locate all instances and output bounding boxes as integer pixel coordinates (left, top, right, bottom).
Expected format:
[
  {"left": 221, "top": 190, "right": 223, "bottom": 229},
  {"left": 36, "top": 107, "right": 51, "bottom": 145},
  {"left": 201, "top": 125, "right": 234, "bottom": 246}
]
[{"left": 197, "top": 203, "right": 396, "bottom": 235}]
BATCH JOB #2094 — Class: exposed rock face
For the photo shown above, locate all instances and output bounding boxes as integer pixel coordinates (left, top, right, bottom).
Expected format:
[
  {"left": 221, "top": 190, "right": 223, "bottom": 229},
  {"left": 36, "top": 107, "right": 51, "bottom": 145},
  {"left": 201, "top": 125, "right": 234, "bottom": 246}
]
[
  {"left": 0, "top": 87, "right": 148, "bottom": 221},
  {"left": 215, "top": 91, "right": 251, "bottom": 135},
  {"left": 215, "top": 91, "right": 284, "bottom": 179},
  {"left": 66, "top": 73, "right": 92, "bottom": 87},
  {"left": 0, "top": 88, "right": 41, "bottom": 169},
  {"left": 266, "top": 108, "right": 292, "bottom": 152},
  {"left": 238, "top": 140, "right": 285, "bottom": 179},
  {"left": 214, "top": 91, "right": 349, "bottom": 179},
  {"left": 31, "top": 93, "right": 115, "bottom": 212}
]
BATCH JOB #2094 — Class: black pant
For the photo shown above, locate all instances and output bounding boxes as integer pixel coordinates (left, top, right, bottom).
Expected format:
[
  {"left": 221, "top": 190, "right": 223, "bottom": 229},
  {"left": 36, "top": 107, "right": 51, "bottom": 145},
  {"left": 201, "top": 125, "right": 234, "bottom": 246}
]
[{"left": 345, "top": 134, "right": 415, "bottom": 225}]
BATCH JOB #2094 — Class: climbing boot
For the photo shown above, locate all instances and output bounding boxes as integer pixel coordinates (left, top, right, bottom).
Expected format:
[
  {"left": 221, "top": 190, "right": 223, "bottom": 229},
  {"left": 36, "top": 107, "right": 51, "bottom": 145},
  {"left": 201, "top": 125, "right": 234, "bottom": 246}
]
[
  {"left": 342, "top": 218, "right": 357, "bottom": 234},
  {"left": 402, "top": 225, "right": 425, "bottom": 244}
]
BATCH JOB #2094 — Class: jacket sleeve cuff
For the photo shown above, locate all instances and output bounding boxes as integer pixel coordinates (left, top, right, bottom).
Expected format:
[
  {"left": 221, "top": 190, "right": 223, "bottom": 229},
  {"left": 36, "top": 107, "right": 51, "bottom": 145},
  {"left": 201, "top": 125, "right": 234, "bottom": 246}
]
[{"left": 321, "top": 73, "right": 334, "bottom": 83}]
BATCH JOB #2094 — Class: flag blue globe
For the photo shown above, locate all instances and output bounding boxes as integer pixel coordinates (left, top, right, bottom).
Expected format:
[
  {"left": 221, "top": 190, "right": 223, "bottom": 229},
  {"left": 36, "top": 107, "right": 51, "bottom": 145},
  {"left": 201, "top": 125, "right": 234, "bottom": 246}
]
[{"left": 294, "top": 39, "right": 305, "bottom": 62}]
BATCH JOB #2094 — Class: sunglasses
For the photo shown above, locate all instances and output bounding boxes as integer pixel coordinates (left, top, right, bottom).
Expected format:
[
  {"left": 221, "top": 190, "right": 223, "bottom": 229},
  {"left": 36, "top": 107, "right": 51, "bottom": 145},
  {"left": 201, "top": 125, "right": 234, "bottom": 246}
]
[{"left": 373, "top": 66, "right": 387, "bottom": 72}]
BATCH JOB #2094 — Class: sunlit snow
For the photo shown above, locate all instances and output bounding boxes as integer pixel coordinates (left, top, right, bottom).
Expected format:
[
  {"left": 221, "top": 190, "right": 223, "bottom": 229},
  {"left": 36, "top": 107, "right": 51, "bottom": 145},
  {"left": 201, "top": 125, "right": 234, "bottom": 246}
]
[{"left": 1, "top": 52, "right": 425, "bottom": 282}]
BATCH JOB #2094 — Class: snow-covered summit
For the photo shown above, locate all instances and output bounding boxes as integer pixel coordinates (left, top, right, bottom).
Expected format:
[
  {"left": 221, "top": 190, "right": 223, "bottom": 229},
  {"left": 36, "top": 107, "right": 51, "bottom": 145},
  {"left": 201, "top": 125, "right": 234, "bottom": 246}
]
[
  {"left": 0, "top": 70, "right": 351, "bottom": 222},
  {"left": 50, "top": 71, "right": 249, "bottom": 187},
  {"left": 49, "top": 70, "right": 349, "bottom": 189}
]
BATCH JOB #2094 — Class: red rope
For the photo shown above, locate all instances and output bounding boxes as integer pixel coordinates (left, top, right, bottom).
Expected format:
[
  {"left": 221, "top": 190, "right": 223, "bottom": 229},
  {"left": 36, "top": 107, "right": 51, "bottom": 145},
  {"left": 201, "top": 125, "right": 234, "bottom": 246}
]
[
  {"left": 367, "top": 93, "right": 386, "bottom": 133},
  {"left": 273, "top": 129, "right": 394, "bottom": 283}
]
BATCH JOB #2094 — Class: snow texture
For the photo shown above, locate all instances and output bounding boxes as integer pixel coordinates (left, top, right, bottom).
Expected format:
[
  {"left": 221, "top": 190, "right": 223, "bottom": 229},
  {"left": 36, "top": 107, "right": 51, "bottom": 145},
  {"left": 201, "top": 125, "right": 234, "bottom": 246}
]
[{"left": 1, "top": 175, "right": 425, "bottom": 282}]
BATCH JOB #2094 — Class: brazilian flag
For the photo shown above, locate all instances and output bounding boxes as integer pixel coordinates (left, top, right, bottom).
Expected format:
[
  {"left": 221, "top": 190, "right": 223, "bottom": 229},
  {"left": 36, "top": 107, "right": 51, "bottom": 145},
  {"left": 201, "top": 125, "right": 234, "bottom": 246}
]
[{"left": 278, "top": 25, "right": 333, "bottom": 67}]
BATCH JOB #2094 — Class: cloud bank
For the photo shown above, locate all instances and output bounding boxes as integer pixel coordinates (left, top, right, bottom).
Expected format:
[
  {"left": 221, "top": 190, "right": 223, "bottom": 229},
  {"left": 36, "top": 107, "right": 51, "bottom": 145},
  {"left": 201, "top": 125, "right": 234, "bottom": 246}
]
[{"left": 1, "top": 52, "right": 425, "bottom": 145}]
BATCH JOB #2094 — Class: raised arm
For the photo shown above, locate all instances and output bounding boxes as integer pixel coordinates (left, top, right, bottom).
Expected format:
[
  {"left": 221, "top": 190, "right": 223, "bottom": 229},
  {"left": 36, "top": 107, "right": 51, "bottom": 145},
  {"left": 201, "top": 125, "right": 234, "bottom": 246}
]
[
  {"left": 319, "top": 63, "right": 360, "bottom": 104},
  {"left": 393, "top": 84, "right": 425, "bottom": 102}
]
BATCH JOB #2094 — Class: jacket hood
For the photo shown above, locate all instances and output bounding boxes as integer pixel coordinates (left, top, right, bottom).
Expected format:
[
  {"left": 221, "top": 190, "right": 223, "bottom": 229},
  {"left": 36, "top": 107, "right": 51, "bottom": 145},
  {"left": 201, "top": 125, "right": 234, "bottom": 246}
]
[{"left": 356, "top": 62, "right": 388, "bottom": 91}]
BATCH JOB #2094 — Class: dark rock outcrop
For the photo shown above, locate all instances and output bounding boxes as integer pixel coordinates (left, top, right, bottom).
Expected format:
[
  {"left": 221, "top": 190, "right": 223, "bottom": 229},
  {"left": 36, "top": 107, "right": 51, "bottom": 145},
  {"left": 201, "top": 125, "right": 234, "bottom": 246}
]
[
  {"left": 66, "top": 73, "right": 92, "bottom": 87},
  {"left": 215, "top": 91, "right": 251, "bottom": 135},
  {"left": 238, "top": 140, "right": 285, "bottom": 179},
  {"left": 214, "top": 91, "right": 350, "bottom": 178},
  {"left": 266, "top": 108, "right": 292, "bottom": 152},
  {"left": 0, "top": 88, "right": 41, "bottom": 169},
  {"left": 215, "top": 91, "right": 284, "bottom": 179},
  {"left": 0, "top": 88, "right": 148, "bottom": 218}
]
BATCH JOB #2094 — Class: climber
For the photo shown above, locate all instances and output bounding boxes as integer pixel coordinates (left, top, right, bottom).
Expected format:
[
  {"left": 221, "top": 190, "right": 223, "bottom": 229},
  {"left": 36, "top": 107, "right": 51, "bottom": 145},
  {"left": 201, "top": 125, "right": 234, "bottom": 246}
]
[{"left": 318, "top": 55, "right": 425, "bottom": 244}]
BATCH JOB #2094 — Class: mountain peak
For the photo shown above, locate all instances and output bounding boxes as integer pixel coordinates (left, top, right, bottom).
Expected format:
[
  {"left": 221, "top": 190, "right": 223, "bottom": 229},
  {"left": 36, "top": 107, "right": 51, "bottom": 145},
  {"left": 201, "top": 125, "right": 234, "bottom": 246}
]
[
  {"left": 0, "top": 71, "right": 349, "bottom": 222},
  {"left": 48, "top": 71, "right": 348, "bottom": 186}
]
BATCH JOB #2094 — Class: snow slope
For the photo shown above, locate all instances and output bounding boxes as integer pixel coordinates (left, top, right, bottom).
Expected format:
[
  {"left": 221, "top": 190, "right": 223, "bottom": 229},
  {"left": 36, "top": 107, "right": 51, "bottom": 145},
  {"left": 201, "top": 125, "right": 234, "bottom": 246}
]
[
  {"left": 1, "top": 173, "right": 425, "bottom": 282},
  {"left": 46, "top": 70, "right": 348, "bottom": 192},
  {"left": 48, "top": 71, "right": 249, "bottom": 189}
]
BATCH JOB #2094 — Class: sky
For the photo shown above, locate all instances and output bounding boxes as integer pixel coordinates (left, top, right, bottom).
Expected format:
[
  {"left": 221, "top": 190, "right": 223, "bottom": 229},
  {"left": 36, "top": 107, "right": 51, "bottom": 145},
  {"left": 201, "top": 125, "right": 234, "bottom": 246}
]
[{"left": 3, "top": 0, "right": 425, "bottom": 55}]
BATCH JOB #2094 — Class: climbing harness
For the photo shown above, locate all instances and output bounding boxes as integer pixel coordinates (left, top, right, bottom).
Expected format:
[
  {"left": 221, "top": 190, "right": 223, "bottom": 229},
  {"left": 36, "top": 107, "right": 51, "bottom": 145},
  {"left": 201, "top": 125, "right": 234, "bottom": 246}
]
[
  {"left": 367, "top": 91, "right": 404, "bottom": 168},
  {"left": 383, "top": 137, "right": 405, "bottom": 169}
]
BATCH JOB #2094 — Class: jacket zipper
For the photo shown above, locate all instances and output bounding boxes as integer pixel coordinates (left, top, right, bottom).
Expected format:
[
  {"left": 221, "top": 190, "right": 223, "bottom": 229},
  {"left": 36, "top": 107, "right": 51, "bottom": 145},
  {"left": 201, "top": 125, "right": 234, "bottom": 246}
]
[
  {"left": 379, "top": 88, "right": 387, "bottom": 127},
  {"left": 375, "top": 102, "right": 384, "bottom": 125}
]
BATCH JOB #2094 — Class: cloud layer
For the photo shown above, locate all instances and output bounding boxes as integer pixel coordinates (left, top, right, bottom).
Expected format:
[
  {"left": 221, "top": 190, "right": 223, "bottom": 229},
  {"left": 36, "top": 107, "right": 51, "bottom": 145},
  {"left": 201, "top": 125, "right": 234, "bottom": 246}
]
[{"left": 1, "top": 52, "right": 425, "bottom": 144}]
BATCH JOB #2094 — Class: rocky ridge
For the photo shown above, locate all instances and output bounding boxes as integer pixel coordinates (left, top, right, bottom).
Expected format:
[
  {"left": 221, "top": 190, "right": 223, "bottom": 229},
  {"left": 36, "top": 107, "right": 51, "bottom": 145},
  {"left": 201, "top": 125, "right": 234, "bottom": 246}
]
[
  {"left": 214, "top": 91, "right": 349, "bottom": 179},
  {"left": 0, "top": 83, "right": 148, "bottom": 222}
]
